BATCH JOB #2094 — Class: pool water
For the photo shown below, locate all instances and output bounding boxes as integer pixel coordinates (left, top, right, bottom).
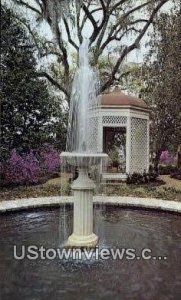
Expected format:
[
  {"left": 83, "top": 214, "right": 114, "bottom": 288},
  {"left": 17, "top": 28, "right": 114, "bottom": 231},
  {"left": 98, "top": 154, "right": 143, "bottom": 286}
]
[{"left": 0, "top": 206, "right": 180, "bottom": 300}]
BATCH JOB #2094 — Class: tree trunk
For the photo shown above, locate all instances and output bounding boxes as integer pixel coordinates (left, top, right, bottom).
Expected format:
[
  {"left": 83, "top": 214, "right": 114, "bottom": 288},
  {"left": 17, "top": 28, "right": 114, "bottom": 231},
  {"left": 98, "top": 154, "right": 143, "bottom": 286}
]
[{"left": 154, "top": 150, "right": 162, "bottom": 173}]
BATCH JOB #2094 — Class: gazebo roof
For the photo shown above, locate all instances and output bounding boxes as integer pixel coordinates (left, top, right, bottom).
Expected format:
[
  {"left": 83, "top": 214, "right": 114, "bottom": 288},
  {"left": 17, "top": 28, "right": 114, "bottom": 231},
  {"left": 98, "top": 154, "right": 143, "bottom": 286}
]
[{"left": 101, "top": 87, "right": 148, "bottom": 109}]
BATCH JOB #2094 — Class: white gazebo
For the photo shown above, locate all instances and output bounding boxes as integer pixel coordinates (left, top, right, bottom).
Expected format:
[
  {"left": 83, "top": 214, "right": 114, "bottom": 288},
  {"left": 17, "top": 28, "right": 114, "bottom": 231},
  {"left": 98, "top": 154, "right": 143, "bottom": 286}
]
[{"left": 97, "top": 87, "right": 150, "bottom": 181}]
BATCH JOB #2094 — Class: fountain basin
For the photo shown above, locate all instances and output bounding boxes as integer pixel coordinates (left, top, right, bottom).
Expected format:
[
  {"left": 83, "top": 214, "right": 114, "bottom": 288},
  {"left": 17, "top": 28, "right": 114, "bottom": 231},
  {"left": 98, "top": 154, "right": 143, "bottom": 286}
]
[
  {"left": 0, "top": 206, "right": 180, "bottom": 299},
  {"left": 60, "top": 152, "right": 108, "bottom": 168}
]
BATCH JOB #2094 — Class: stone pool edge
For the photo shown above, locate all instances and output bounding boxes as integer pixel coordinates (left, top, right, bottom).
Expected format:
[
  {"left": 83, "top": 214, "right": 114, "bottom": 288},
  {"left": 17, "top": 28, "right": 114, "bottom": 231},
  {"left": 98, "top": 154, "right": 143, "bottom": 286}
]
[{"left": 0, "top": 196, "right": 180, "bottom": 213}]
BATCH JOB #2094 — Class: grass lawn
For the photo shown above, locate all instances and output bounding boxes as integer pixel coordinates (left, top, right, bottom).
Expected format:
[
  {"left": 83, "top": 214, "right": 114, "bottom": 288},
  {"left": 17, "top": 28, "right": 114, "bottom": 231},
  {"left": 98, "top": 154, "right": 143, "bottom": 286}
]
[
  {"left": 0, "top": 174, "right": 180, "bottom": 202},
  {"left": 160, "top": 175, "right": 181, "bottom": 190}
]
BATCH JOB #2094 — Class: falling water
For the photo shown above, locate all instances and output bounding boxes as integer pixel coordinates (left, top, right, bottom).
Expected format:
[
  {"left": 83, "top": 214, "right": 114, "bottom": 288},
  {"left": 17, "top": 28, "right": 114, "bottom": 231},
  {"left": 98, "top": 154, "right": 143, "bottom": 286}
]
[{"left": 66, "top": 38, "right": 100, "bottom": 153}]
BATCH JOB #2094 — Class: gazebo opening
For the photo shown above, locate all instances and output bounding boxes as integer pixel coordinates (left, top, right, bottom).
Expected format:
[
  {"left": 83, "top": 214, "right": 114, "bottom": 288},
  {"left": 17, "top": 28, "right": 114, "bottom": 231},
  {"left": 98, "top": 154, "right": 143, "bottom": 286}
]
[{"left": 103, "top": 126, "right": 126, "bottom": 173}]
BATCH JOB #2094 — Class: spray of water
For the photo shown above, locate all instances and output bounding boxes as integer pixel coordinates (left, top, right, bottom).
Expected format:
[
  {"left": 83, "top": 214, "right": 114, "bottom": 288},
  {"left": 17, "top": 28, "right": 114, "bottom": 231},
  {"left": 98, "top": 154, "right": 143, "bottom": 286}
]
[{"left": 66, "top": 38, "right": 100, "bottom": 154}]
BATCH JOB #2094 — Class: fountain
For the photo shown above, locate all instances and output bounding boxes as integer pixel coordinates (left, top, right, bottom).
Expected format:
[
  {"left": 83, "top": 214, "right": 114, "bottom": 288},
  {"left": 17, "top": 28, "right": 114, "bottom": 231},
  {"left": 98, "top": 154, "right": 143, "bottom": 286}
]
[{"left": 61, "top": 38, "right": 108, "bottom": 247}]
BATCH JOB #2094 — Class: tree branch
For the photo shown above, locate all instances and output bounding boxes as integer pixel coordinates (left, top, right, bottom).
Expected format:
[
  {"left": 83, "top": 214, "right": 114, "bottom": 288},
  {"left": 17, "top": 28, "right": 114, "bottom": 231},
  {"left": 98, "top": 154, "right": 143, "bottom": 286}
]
[
  {"left": 14, "top": 0, "right": 41, "bottom": 15},
  {"left": 110, "top": 0, "right": 127, "bottom": 13},
  {"left": 76, "top": 3, "right": 83, "bottom": 44},
  {"left": 101, "top": 0, "right": 169, "bottom": 92},
  {"left": 36, "top": 72, "right": 69, "bottom": 97},
  {"left": 54, "top": 24, "right": 69, "bottom": 81},
  {"left": 100, "top": 19, "right": 147, "bottom": 53},
  {"left": 82, "top": 3, "right": 99, "bottom": 31},
  {"left": 106, "top": 0, "right": 153, "bottom": 45},
  {"left": 34, "top": 0, "right": 43, "bottom": 13},
  {"left": 90, "top": 0, "right": 112, "bottom": 48},
  {"left": 99, "top": 0, "right": 106, "bottom": 15},
  {"left": 63, "top": 19, "right": 79, "bottom": 51}
]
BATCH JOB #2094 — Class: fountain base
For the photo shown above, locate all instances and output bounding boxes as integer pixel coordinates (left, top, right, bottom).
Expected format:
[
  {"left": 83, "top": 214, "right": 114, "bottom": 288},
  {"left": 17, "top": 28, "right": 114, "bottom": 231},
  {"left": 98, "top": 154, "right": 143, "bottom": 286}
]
[
  {"left": 67, "top": 167, "right": 98, "bottom": 248},
  {"left": 66, "top": 233, "right": 98, "bottom": 248}
]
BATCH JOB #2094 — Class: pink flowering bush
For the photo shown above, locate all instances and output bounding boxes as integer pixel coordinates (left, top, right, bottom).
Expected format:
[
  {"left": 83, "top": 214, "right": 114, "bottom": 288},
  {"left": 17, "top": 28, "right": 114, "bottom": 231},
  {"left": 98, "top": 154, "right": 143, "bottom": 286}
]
[
  {"left": 4, "top": 149, "right": 40, "bottom": 185},
  {"left": 159, "top": 151, "right": 175, "bottom": 165},
  {"left": 39, "top": 144, "right": 60, "bottom": 176},
  {"left": 22, "top": 150, "right": 41, "bottom": 183},
  {"left": 2, "top": 145, "right": 61, "bottom": 186}
]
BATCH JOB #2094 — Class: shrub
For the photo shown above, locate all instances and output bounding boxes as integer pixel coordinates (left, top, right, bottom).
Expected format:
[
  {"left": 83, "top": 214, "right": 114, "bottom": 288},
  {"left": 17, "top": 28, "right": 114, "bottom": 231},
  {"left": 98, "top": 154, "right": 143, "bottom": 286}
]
[
  {"left": 22, "top": 150, "right": 41, "bottom": 183},
  {"left": 158, "top": 165, "right": 178, "bottom": 175},
  {"left": 61, "top": 182, "right": 71, "bottom": 195},
  {"left": 4, "top": 149, "right": 40, "bottom": 186},
  {"left": 126, "top": 170, "right": 158, "bottom": 185},
  {"left": 2, "top": 144, "right": 61, "bottom": 187},
  {"left": 108, "top": 148, "right": 120, "bottom": 167},
  {"left": 159, "top": 151, "right": 175, "bottom": 165},
  {"left": 39, "top": 144, "right": 60, "bottom": 176},
  {"left": 170, "top": 169, "right": 181, "bottom": 180}
]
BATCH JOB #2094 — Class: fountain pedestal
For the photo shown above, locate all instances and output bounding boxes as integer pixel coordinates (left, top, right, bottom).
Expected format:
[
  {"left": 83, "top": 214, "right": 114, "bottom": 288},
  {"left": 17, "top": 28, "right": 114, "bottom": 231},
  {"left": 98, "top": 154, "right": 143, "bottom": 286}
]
[
  {"left": 67, "top": 168, "right": 98, "bottom": 248},
  {"left": 61, "top": 152, "right": 108, "bottom": 248}
]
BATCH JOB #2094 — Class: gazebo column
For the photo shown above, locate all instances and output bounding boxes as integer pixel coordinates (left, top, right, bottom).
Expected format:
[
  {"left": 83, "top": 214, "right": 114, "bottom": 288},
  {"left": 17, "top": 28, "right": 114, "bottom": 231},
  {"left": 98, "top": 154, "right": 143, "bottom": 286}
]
[
  {"left": 126, "top": 116, "right": 131, "bottom": 174},
  {"left": 147, "top": 120, "right": 150, "bottom": 172},
  {"left": 98, "top": 115, "right": 104, "bottom": 174}
]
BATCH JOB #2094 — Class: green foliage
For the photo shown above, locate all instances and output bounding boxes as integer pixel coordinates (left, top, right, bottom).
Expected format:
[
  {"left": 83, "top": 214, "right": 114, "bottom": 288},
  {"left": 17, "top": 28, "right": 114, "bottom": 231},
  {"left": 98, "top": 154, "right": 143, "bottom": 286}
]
[
  {"left": 126, "top": 171, "right": 158, "bottom": 185},
  {"left": 0, "top": 182, "right": 71, "bottom": 201},
  {"left": 119, "top": 62, "right": 144, "bottom": 96},
  {"left": 119, "top": 9, "right": 181, "bottom": 169},
  {"left": 0, "top": 6, "right": 67, "bottom": 160},
  {"left": 143, "top": 11, "right": 181, "bottom": 162},
  {"left": 108, "top": 148, "right": 120, "bottom": 167},
  {"left": 61, "top": 182, "right": 71, "bottom": 196},
  {"left": 158, "top": 165, "right": 179, "bottom": 175},
  {"left": 105, "top": 184, "right": 181, "bottom": 201}
]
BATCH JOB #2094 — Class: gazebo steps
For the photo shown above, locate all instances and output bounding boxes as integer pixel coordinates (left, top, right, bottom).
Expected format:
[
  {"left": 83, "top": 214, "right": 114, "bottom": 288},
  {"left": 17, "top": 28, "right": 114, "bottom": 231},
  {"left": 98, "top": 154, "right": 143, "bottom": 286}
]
[{"left": 102, "top": 173, "right": 127, "bottom": 183}]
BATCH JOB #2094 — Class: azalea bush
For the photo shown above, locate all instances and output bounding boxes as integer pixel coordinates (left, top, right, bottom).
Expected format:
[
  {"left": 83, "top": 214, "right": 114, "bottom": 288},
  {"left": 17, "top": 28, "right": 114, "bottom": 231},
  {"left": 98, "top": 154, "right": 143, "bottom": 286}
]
[
  {"left": 158, "top": 151, "right": 177, "bottom": 175},
  {"left": 39, "top": 144, "right": 60, "bottom": 176},
  {"left": 159, "top": 151, "right": 175, "bottom": 165},
  {"left": 1, "top": 144, "right": 61, "bottom": 187},
  {"left": 4, "top": 149, "right": 41, "bottom": 186}
]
